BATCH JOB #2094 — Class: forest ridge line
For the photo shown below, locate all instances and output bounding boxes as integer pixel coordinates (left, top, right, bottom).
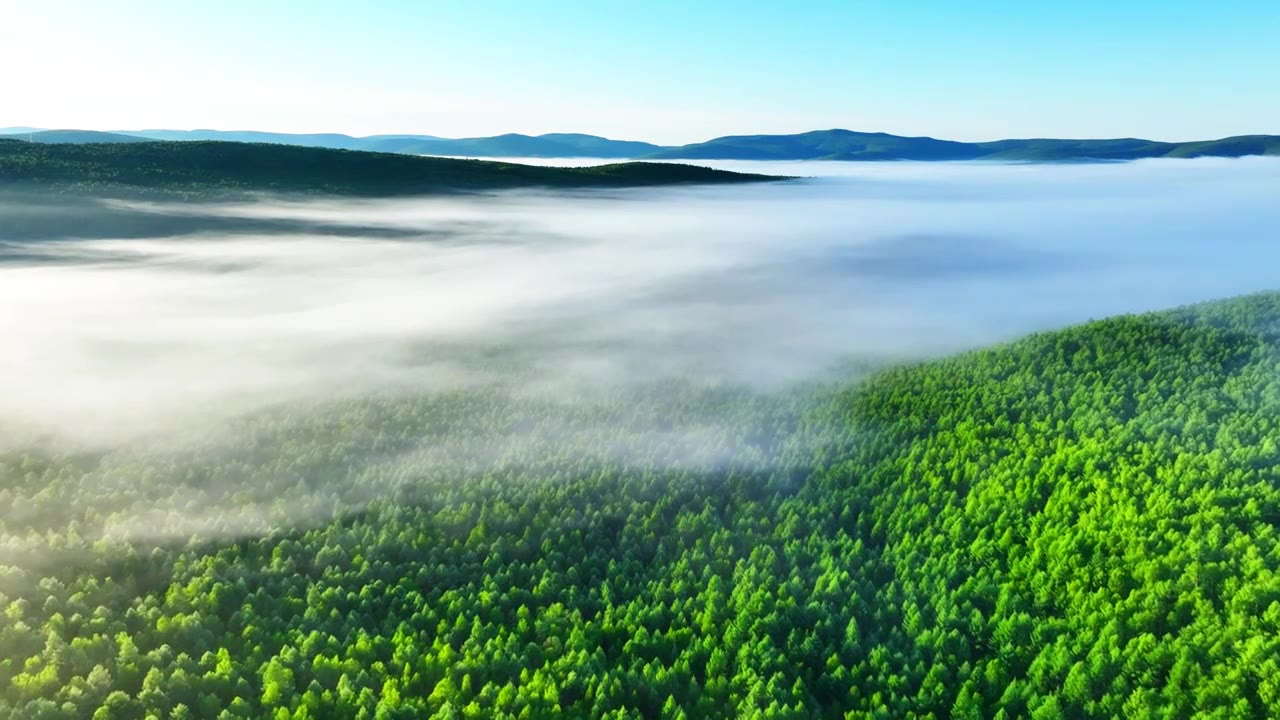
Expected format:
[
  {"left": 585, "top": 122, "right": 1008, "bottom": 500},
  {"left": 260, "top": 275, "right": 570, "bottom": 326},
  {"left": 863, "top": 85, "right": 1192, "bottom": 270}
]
[{"left": 3, "top": 127, "right": 1278, "bottom": 161}]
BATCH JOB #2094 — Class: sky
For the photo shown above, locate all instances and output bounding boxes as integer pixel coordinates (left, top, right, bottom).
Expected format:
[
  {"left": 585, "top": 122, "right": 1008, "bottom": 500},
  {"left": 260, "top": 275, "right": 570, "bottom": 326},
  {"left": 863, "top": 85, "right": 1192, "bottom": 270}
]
[{"left": 2, "top": 0, "right": 1277, "bottom": 144}]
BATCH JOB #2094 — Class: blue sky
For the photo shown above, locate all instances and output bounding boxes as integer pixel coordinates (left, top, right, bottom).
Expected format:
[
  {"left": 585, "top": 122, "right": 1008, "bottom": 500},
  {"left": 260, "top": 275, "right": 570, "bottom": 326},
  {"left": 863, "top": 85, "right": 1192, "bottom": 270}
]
[{"left": 3, "top": 0, "right": 1276, "bottom": 143}]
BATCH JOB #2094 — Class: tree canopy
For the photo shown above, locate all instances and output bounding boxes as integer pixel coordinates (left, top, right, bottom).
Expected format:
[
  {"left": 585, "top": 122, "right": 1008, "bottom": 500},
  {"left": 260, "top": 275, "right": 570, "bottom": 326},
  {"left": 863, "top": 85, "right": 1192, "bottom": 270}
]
[
  {"left": 2, "top": 292, "right": 1279, "bottom": 718},
  {"left": 0, "top": 140, "right": 780, "bottom": 198}
]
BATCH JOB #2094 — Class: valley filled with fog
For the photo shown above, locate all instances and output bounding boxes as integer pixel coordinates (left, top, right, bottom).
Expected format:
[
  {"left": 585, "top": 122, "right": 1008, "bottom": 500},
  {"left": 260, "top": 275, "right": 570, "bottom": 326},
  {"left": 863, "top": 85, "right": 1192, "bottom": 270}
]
[
  {"left": 6, "top": 158, "right": 1280, "bottom": 719},
  {"left": 3, "top": 157, "right": 1279, "bottom": 446}
]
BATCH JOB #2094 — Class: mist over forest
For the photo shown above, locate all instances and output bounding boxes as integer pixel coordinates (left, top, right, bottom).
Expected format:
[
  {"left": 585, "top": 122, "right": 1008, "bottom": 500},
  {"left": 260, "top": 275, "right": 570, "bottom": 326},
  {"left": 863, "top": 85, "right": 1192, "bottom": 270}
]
[
  {"left": 3, "top": 157, "right": 1280, "bottom": 719},
  {"left": 3, "top": 157, "right": 1278, "bottom": 447}
]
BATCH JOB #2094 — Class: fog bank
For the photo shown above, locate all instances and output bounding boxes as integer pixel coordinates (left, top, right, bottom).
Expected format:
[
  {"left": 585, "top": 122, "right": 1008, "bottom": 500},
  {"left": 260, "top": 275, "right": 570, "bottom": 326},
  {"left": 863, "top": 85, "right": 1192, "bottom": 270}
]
[{"left": 2, "top": 157, "right": 1279, "bottom": 447}]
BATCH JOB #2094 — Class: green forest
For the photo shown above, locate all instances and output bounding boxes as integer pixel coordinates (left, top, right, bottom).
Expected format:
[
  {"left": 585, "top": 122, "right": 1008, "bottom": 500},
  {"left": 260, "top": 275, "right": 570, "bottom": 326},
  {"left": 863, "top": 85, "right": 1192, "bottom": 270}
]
[
  {"left": 0, "top": 140, "right": 776, "bottom": 198},
  {"left": 2, "top": 291, "right": 1279, "bottom": 719},
  {"left": 641, "top": 130, "right": 1280, "bottom": 162}
]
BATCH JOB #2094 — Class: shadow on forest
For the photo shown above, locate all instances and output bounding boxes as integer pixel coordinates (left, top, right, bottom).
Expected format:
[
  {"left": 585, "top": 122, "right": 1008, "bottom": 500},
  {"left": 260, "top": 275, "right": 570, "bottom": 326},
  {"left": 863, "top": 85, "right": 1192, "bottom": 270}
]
[{"left": 0, "top": 191, "right": 441, "bottom": 245}]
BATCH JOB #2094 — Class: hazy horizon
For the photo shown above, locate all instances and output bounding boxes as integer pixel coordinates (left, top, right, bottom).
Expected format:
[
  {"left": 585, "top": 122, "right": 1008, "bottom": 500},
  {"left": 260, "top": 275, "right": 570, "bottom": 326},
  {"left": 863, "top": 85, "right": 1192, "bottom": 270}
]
[
  {"left": 3, "top": 124, "right": 1276, "bottom": 147},
  {"left": 6, "top": 2, "right": 1278, "bottom": 144}
]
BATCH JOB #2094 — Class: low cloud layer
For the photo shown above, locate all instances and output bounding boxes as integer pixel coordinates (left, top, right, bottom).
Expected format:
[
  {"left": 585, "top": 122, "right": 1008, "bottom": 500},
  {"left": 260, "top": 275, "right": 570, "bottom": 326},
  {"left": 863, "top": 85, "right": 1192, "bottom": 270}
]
[{"left": 2, "top": 157, "right": 1280, "bottom": 449}]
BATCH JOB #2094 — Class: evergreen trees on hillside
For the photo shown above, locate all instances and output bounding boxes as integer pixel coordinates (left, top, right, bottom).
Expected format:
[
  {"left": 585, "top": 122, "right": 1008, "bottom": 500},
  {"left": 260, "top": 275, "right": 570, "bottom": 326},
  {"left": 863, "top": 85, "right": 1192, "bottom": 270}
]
[
  {"left": 2, "top": 293, "right": 1279, "bottom": 718},
  {"left": 0, "top": 140, "right": 774, "bottom": 197}
]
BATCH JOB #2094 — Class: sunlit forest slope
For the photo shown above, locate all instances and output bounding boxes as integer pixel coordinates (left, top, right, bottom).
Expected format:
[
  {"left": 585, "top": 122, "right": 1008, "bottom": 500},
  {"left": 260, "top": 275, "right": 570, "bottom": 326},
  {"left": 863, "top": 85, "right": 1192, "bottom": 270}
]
[{"left": 2, "top": 292, "right": 1279, "bottom": 718}]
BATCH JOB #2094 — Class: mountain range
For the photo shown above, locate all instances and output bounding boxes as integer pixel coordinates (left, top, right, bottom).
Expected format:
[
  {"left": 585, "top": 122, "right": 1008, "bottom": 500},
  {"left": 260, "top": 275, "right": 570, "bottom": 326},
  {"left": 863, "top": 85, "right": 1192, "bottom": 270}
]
[{"left": 2, "top": 127, "right": 1277, "bottom": 162}]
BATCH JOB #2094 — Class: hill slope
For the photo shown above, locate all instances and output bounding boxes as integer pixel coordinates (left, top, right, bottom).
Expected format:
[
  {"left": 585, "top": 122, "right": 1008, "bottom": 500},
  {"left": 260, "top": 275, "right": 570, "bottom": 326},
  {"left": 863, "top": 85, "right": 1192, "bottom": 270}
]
[
  {"left": 366, "top": 133, "right": 670, "bottom": 158},
  {"left": 118, "top": 129, "right": 668, "bottom": 157},
  {"left": 1, "top": 290, "right": 1278, "bottom": 717},
  {"left": 1162, "top": 135, "right": 1280, "bottom": 159},
  {"left": 0, "top": 129, "right": 151, "bottom": 144},
  {"left": 646, "top": 129, "right": 985, "bottom": 161},
  {"left": 122, "top": 129, "right": 378, "bottom": 149},
  {"left": 647, "top": 129, "right": 1280, "bottom": 161},
  {"left": 14, "top": 127, "right": 1278, "bottom": 161},
  {"left": 0, "top": 139, "right": 780, "bottom": 196}
]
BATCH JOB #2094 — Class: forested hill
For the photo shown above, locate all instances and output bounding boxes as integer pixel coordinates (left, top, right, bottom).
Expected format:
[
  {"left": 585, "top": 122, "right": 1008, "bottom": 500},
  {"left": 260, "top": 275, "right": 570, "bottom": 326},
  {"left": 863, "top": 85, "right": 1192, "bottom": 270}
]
[
  {"left": 0, "top": 130, "right": 150, "bottom": 144},
  {"left": 643, "top": 129, "right": 1280, "bottom": 161},
  {"left": 3, "top": 291, "right": 1280, "bottom": 717},
  {"left": 8, "top": 127, "right": 1279, "bottom": 161},
  {"left": 0, "top": 140, "right": 779, "bottom": 197},
  {"left": 0, "top": 130, "right": 670, "bottom": 159}
]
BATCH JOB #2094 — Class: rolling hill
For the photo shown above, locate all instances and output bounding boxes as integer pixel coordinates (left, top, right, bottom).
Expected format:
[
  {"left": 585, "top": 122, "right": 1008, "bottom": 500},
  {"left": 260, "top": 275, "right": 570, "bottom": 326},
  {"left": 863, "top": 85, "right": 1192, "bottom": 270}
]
[
  {"left": 1161, "top": 135, "right": 1280, "bottom": 159},
  {"left": 0, "top": 129, "right": 152, "bottom": 144},
  {"left": 644, "top": 129, "right": 981, "bottom": 161},
  {"left": 359, "top": 133, "right": 670, "bottom": 158},
  {"left": 103, "top": 129, "right": 667, "bottom": 158},
  {"left": 121, "top": 129, "right": 384, "bottom": 149},
  {"left": 0, "top": 139, "right": 781, "bottom": 197},
  {"left": 646, "top": 129, "right": 1280, "bottom": 161},
  {"left": 2, "top": 288, "right": 1279, "bottom": 717},
  {"left": 8, "top": 126, "right": 1278, "bottom": 161}
]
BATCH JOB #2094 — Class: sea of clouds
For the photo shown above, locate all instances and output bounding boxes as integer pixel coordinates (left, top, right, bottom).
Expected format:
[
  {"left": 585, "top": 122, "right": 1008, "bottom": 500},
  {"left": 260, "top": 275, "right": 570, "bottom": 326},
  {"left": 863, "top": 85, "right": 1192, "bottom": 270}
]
[{"left": 2, "top": 156, "right": 1278, "bottom": 447}]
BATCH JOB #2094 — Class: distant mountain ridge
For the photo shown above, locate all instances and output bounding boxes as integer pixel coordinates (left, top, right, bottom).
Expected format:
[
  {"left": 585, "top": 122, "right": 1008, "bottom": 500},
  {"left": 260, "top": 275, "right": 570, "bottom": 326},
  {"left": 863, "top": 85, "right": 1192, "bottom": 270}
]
[
  {"left": 642, "top": 129, "right": 1280, "bottom": 161},
  {"left": 6, "top": 130, "right": 152, "bottom": 144},
  {"left": 5, "top": 129, "right": 669, "bottom": 158},
  {"left": 3, "top": 127, "right": 1277, "bottom": 161}
]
